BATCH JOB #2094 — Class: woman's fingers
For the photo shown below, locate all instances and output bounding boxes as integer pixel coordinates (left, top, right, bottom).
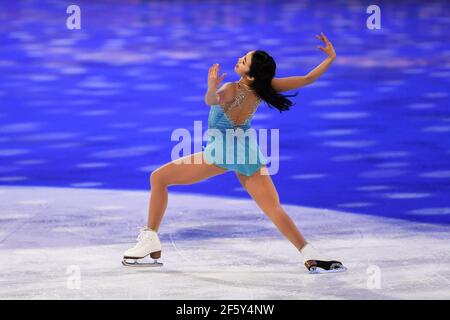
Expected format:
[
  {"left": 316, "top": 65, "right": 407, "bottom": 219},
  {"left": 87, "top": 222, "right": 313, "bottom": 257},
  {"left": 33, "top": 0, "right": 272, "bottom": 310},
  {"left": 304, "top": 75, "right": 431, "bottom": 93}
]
[
  {"left": 209, "top": 64, "right": 217, "bottom": 79},
  {"left": 316, "top": 32, "right": 330, "bottom": 44},
  {"left": 316, "top": 34, "right": 326, "bottom": 43},
  {"left": 208, "top": 63, "right": 222, "bottom": 80},
  {"left": 315, "top": 33, "right": 335, "bottom": 56}
]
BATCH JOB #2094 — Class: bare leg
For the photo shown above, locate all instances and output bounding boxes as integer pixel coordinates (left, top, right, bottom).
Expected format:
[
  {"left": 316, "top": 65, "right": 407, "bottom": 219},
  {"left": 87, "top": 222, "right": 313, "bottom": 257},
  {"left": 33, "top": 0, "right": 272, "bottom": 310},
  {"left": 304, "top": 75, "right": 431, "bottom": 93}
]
[
  {"left": 147, "top": 151, "right": 227, "bottom": 231},
  {"left": 235, "top": 166, "right": 308, "bottom": 250}
]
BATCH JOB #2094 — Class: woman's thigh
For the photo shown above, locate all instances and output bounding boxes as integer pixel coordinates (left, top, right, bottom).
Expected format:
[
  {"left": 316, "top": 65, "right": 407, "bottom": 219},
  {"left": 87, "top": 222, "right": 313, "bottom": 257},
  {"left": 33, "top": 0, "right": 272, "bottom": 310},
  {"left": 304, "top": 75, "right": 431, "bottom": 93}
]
[
  {"left": 152, "top": 152, "right": 228, "bottom": 186},
  {"left": 235, "top": 166, "right": 280, "bottom": 212}
]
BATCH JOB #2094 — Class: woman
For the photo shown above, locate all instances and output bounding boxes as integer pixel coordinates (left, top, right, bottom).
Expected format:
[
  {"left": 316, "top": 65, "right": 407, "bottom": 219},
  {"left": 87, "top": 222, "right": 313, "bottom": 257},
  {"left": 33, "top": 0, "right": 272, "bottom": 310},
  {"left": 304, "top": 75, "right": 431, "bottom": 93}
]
[{"left": 123, "top": 32, "right": 346, "bottom": 274}]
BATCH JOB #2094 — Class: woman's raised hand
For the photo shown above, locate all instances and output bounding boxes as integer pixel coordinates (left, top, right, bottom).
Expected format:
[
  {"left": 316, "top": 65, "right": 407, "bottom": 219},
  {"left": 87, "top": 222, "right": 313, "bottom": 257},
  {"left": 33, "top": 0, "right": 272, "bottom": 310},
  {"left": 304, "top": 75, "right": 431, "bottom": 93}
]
[
  {"left": 208, "top": 63, "right": 226, "bottom": 90},
  {"left": 316, "top": 32, "right": 336, "bottom": 60}
]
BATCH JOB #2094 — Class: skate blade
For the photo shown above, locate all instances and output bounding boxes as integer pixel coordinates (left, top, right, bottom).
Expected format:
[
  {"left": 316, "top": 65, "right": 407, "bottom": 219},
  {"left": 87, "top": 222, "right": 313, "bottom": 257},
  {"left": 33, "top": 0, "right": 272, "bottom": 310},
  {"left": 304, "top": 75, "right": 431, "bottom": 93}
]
[
  {"left": 122, "top": 259, "right": 163, "bottom": 267},
  {"left": 309, "top": 266, "right": 347, "bottom": 274}
]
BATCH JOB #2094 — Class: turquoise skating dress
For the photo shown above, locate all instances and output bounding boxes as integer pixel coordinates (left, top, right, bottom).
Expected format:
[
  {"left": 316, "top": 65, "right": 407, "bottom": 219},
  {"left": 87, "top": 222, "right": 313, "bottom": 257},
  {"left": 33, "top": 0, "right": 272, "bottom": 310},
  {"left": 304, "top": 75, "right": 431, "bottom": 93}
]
[{"left": 202, "top": 82, "right": 268, "bottom": 176}]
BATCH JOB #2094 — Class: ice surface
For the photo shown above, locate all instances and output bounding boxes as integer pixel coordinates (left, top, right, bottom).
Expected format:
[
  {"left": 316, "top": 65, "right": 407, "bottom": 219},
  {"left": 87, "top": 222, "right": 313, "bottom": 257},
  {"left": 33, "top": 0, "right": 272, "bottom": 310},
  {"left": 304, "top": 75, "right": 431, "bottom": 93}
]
[{"left": 0, "top": 186, "right": 449, "bottom": 299}]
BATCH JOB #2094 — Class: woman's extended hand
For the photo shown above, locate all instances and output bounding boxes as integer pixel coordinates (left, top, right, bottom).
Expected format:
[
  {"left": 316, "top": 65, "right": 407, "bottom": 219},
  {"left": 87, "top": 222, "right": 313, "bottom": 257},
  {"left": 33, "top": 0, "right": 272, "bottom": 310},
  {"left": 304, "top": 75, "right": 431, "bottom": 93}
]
[
  {"left": 208, "top": 63, "right": 226, "bottom": 90},
  {"left": 316, "top": 32, "right": 336, "bottom": 60}
]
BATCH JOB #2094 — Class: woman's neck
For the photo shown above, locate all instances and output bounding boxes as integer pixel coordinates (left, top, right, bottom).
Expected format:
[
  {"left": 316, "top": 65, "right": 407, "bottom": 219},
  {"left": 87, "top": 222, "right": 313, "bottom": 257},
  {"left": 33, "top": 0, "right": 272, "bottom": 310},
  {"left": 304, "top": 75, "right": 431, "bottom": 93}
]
[
  {"left": 237, "top": 79, "right": 253, "bottom": 92},
  {"left": 238, "top": 77, "right": 252, "bottom": 87}
]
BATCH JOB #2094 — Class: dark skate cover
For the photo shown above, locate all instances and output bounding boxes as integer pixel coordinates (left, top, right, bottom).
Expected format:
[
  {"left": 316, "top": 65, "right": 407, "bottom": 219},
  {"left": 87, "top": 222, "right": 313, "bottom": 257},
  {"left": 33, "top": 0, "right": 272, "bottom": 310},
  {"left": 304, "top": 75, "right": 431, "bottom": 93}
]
[{"left": 305, "top": 260, "right": 347, "bottom": 274}]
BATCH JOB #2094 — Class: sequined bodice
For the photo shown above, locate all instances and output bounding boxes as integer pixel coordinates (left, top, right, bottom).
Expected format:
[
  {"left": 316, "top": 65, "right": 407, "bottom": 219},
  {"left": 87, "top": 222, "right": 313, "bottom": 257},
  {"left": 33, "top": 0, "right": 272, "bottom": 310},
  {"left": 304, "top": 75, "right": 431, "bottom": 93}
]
[{"left": 219, "top": 82, "right": 262, "bottom": 127}]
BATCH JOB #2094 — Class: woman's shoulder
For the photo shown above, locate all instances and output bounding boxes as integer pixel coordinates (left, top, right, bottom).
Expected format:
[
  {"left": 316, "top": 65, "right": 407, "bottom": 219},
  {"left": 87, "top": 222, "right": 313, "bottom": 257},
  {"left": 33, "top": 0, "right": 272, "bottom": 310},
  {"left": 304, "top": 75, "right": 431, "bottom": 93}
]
[
  {"left": 217, "top": 81, "right": 237, "bottom": 92},
  {"left": 217, "top": 82, "right": 238, "bottom": 106}
]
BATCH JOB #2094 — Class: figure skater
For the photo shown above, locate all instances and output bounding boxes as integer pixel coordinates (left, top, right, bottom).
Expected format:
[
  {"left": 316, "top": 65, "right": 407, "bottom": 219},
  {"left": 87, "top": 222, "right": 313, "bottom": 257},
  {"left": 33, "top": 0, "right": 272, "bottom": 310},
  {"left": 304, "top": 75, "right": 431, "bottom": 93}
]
[{"left": 123, "top": 32, "right": 346, "bottom": 274}]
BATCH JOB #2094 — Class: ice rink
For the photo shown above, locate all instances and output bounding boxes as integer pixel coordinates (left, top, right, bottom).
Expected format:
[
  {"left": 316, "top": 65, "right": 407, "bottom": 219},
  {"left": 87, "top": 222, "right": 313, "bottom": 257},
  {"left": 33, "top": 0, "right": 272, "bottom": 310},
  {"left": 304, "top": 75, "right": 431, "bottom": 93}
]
[
  {"left": 1, "top": 0, "right": 449, "bottom": 300},
  {"left": 1, "top": 186, "right": 449, "bottom": 300}
]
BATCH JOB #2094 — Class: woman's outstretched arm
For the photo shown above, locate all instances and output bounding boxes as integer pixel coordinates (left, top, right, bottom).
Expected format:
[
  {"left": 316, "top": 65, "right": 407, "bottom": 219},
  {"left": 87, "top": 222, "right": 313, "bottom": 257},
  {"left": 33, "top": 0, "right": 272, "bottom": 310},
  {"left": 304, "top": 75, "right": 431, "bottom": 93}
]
[{"left": 271, "top": 32, "right": 336, "bottom": 93}]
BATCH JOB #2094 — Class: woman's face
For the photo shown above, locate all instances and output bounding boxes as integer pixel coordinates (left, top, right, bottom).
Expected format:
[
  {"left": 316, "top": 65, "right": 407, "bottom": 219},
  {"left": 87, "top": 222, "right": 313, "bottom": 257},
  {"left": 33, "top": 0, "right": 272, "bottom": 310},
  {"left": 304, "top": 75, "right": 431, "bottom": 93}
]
[{"left": 234, "top": 50, "right": 255, "bottom": 77}]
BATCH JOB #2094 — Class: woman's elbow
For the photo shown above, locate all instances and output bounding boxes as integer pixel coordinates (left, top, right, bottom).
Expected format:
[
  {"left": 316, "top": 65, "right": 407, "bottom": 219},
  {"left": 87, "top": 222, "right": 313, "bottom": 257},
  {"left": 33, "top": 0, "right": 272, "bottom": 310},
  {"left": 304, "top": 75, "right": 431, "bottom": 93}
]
[
  {"left": 204, "top": 98, "right": 217, "bottom": 106},
  {"left": 303, "top": 75, "right": 314, "bottom": 86}
]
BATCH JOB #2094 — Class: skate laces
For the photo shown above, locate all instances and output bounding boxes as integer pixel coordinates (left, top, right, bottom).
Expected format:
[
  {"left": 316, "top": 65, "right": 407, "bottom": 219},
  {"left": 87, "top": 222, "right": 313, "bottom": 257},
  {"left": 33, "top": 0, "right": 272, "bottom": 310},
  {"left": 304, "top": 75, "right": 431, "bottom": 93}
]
[{"left": 136, "top": 227, "right": 154, "bottom": 243}]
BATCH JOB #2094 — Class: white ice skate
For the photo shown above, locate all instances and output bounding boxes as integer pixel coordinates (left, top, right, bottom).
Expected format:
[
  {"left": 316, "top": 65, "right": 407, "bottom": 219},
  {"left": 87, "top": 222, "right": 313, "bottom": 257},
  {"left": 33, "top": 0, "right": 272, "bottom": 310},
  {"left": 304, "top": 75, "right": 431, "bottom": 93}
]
[
  {"left": 122, "top": 227, "right": 163, "bottom": 267},
  {"left": 300, "top": 243, "right": 347, "bottom": 274}
]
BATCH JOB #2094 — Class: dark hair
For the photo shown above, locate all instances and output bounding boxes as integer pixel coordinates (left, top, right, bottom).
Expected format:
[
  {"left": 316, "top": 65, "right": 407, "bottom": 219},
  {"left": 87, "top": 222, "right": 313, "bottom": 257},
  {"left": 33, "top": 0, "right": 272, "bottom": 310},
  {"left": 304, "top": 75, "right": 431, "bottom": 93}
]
[{"left": 247, "top": 50, "right": 298, "bottom": 113}]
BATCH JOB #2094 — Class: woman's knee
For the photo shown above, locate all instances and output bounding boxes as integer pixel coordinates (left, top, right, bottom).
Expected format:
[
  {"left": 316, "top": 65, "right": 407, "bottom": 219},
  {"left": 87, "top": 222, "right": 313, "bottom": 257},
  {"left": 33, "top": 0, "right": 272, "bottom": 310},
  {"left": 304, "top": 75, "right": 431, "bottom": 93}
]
[
  {"left": 150, "top": 169, "right": 166, "bottom": 186},
  {"left": 255, "top": 185, "right": 280, "bottom": 209},
  {"left": 263, "top": 205, "right": 284, "bottom": 218}
]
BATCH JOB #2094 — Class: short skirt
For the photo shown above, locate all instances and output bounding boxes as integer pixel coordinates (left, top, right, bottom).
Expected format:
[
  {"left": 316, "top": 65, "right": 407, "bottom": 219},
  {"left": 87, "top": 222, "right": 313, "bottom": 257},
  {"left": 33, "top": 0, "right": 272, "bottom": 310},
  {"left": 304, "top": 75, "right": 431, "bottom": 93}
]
[{"left": 202, "top": 127, "right": 268, "bottom": 177}]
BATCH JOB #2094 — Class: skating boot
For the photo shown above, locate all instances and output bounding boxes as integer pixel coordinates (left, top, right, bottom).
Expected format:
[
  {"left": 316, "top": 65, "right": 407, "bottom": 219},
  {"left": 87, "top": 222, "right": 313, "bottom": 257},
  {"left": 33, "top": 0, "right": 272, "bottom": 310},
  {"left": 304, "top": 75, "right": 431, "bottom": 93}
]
[
  {"left": 122, "top": 227, "right": 163, "bottom": 267},
  {"left": 300, "top": 243, "right": 347, "bottom": 274}
]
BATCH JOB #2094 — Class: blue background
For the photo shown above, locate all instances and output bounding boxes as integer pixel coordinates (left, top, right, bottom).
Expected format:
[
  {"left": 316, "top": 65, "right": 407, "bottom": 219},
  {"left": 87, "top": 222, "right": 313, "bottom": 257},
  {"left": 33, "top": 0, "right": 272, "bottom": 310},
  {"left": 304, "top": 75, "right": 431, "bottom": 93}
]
[{"left": 0, "top": 0, "right": 449, "bottom": 224}]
